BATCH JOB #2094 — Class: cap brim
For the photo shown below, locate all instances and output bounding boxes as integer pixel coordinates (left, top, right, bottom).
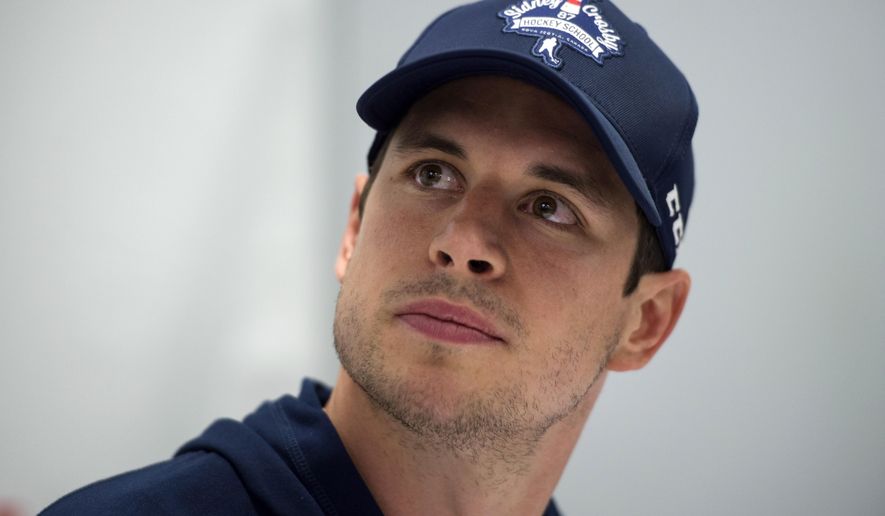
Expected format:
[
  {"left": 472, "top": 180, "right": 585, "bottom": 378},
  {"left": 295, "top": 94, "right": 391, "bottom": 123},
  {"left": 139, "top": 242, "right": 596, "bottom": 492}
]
[{"left": 357, "top": 49, "right": 662, "bottom": 226}]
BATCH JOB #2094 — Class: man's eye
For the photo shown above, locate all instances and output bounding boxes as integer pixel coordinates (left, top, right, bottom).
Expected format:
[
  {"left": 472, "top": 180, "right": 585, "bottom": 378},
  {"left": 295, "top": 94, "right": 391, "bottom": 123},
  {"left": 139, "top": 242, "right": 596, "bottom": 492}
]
[
  {"left": 523, "top": 194, "right": 579, "bottom": 226},
  {"left": 412, "top": 162, "right": 461, "bottom": 190}
]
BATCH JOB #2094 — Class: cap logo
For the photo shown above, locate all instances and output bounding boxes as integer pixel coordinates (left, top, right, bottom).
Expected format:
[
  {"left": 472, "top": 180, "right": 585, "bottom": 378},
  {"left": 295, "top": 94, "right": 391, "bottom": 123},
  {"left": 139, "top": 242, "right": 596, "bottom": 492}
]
[{"left": 498, "top": 0, "right": 624, "bottom": 69}]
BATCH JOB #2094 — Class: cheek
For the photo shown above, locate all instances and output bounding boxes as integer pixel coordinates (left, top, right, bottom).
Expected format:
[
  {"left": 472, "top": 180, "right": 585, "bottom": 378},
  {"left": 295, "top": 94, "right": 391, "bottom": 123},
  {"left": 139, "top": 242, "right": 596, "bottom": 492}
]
[
  {"left": 508, "top": 234, "right": 624, "bottom": 306},
  {"left": 506, "top": 236, "right": 631, "bottom": 348},
  {"left": 354, "top": 189, "right": 432, "bottom": 278},
  {"left": 519, "top": 217, "right": 636, "bottom": 294}
]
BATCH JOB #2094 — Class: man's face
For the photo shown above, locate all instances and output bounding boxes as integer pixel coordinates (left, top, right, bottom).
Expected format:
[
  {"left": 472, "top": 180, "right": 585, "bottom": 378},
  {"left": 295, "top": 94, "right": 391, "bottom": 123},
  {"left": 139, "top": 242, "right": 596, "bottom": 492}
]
[{"left": 334, "top": 76, "right": 640, "bottom": 451}]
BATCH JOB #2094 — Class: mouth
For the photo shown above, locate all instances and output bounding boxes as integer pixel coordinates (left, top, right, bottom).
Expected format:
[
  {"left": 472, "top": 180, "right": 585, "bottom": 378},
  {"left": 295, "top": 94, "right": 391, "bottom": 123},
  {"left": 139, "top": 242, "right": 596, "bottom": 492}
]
[{"left": 395, "top": 299, "right": 506, "bottom": 345}]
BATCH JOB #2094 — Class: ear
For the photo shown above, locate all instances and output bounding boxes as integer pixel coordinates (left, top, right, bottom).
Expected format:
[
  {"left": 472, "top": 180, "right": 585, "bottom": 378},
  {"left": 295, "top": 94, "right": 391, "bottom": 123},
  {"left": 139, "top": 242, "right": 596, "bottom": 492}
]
[
  {"left": 607, "top": 269, "right": 691, "bottom": 372},
  {"left": 335, "top": 175, "right": 369, "bottom": 282}
]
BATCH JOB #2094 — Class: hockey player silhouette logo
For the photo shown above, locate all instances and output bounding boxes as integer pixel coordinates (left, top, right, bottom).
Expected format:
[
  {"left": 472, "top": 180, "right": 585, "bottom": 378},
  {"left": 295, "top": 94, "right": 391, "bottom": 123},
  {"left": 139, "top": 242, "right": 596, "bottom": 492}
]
[
  {"left": 536, "top": 37, "right": 561, "bottom": 66},
  {"left": 498, "top": 0, "right": 624, "bottom": 69}
]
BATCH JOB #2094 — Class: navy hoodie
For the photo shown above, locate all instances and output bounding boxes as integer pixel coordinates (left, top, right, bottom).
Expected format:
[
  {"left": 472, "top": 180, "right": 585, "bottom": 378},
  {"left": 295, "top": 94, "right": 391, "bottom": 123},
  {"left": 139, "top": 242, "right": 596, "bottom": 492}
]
[{"left": 42, "top": 379, "right": 561, "bottom": 515}]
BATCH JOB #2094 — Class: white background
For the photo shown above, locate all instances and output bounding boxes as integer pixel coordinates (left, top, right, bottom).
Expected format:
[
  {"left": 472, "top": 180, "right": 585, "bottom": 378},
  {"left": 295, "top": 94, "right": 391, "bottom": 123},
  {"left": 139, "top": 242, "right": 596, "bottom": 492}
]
[{"left": 1, "top": 1, "right": 883, "bottom": 514}]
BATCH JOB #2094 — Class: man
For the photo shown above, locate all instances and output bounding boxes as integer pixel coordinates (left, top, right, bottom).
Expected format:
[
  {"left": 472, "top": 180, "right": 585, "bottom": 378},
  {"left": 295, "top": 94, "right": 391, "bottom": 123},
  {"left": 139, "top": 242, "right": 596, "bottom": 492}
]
[{"left": 44, "top": 0, "right": 696, "bottom": 514}]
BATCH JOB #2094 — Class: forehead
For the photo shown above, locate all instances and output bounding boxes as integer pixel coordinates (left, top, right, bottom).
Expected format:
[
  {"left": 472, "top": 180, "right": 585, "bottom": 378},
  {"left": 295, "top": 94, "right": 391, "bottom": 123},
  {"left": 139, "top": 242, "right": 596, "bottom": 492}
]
[{"left": 399, "top": 76, "right": 595, "bottom": 147}]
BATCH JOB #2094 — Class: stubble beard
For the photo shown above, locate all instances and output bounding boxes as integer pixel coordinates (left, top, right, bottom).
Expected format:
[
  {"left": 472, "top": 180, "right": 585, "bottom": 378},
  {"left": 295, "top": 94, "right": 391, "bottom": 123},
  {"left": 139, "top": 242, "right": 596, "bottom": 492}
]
[{"left": 332, "top": 274, "right": 619, "bottom": 466}]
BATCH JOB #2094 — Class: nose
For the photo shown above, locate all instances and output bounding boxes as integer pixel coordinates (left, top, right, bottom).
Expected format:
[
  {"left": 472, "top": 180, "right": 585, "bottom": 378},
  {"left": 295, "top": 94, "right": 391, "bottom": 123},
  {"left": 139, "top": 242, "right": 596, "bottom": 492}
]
[{"left": 428, "top": 196, "right": 508, "bottom": 280}]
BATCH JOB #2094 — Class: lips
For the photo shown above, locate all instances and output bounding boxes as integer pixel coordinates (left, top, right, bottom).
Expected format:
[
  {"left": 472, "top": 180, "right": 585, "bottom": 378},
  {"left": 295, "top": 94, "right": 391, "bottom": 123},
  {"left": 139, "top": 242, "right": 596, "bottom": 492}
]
[{"left": 395, "top": 299, "right": 505, "bottom": 344}]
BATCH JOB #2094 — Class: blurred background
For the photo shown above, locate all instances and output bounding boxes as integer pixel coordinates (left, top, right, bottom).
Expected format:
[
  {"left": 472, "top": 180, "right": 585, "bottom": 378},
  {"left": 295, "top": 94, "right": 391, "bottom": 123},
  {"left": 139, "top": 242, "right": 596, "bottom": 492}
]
[{"left": 1, "top": 0, "right": 883, "bottom": 514}]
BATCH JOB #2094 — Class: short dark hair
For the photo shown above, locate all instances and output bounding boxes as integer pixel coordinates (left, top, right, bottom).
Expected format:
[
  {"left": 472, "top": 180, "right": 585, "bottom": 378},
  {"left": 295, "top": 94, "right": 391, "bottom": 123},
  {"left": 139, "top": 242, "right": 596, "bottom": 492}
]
[{"left": 359, "top": 137, "right": 665, "bottom": 296}]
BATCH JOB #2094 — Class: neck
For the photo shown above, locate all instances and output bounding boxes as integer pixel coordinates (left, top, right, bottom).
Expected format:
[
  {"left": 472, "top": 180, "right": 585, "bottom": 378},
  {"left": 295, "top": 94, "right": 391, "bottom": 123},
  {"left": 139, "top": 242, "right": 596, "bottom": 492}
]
[{"left": 324, "top": 368, "right": 607, "bottom": 516}]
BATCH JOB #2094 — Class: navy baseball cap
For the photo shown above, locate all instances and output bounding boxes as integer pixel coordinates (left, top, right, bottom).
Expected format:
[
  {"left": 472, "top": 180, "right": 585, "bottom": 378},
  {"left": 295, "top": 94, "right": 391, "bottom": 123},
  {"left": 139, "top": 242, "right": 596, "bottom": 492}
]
[{"left": 357, "top": 0, "right": 698, "bottom": 267}]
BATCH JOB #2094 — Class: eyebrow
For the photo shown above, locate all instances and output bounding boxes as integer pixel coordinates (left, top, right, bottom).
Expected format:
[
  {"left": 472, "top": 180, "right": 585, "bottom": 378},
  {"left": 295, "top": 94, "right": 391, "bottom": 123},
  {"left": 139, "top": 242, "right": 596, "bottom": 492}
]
[
  {"left": 393, "top": 127, "right": 613, "bottom": 210},
  {"left": 529, "top": 164, "right": 613, "bottom": 211},
  {"left": 393, "top": 128, "right": 467, "bottom": 160}
]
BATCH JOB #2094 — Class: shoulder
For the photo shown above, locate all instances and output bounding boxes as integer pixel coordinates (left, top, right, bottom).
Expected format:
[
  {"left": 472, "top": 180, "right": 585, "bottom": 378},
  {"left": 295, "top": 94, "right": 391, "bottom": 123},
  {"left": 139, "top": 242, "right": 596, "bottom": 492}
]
[
  {"left": 41, "top": 450, "right": 254, "bottom": 515},
  {"left": 41, "top": 382, "right": 343, "bottom": 516}
]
